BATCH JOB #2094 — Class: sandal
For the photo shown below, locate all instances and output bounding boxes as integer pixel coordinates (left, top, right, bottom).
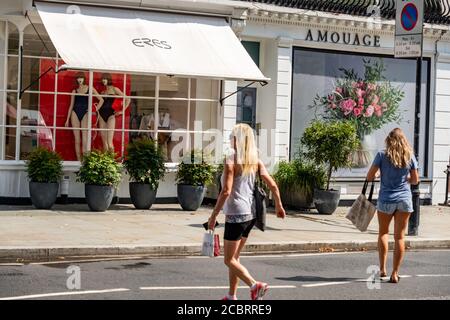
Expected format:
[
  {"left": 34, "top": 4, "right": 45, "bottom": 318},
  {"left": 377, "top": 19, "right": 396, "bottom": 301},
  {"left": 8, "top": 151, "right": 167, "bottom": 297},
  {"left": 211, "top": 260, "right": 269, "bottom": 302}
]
[{"left": 389, "top": 274, "right": 400, "bottom": 283}]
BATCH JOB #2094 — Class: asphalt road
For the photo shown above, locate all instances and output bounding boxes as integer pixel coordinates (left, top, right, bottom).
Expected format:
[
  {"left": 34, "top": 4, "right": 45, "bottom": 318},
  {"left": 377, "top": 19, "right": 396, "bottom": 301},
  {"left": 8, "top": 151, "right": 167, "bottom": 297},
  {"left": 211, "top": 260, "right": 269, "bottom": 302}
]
[{"left": 0, "top": 250, "right": 449, "bottom": 300}]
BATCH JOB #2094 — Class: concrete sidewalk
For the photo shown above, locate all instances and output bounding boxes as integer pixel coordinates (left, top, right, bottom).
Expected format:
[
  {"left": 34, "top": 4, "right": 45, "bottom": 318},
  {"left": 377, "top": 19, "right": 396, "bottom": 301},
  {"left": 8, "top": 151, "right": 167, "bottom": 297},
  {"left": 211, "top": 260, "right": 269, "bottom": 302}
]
[{"left": 0, "top": 203, "right": 449, "bottom": 262}]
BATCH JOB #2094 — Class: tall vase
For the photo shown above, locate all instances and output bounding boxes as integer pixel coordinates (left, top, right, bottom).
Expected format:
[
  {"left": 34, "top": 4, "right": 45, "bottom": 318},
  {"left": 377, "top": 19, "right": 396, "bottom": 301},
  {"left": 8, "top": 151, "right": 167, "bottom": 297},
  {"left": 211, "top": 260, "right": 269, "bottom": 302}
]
[{"left": 352, "top": 134, "right": 377, "bottom": 168}]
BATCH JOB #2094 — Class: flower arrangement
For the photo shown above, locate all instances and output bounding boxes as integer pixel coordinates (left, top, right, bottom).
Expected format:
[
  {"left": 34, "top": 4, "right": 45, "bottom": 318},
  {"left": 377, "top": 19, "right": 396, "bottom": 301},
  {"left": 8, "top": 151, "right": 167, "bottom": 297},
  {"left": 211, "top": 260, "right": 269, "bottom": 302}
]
[{"left": 313, "top": 60, "right": 404, "bottom": 140}]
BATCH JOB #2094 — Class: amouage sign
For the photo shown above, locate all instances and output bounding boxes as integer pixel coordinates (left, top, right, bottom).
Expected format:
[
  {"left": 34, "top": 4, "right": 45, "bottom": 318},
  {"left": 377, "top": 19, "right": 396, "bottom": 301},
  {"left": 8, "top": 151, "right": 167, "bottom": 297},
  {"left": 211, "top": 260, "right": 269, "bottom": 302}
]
[{"left": 306, "top": 29, "right": 381, "bottom": 47}]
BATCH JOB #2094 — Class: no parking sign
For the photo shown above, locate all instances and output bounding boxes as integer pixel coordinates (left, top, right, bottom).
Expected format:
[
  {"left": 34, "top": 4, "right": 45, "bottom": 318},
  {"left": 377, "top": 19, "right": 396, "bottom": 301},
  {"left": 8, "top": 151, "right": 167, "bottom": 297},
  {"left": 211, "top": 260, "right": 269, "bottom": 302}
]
[{"left": 395, "top": 0, "right": 424, "bottom": 58}]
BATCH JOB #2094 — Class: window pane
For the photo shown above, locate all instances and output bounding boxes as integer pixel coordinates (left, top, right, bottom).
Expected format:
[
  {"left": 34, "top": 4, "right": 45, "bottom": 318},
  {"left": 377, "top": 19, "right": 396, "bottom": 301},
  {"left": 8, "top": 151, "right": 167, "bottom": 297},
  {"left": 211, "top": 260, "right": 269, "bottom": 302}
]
[
  {"left": 158, "top": 99, "right": 188, "bottom": 130},
  {"left": 7, "top": 22, "right": 19, "bottom": 55},
  {"left": 57, "top": 68, "right": 90, "bottom": 93},
  {"left": 4, "top": 126, "right": 16, "bottom": 160},
  {"left": 91, "top": 129, "right": 124, "bottom": 158},
  {"left": 128, "top": 97, "right": 156, "bottom": 132},
  {"left": 163, "top": 131, "right": 188, "bottom": 163},
  {"left": 5, "top": 92, "right": 18, "bottom": 126},
  {"left": 23, "top": 24, "right": 56, "bottom": 57},
  {"left": 20, "top": 92, "right": 55, "bottom": 127},
  {"left": 159, "top": 76, "right": 189, "bottom": 98},
  {"left": 55, "top": 128, "right": 89, "bottom": 161},
  {"left": 190, "top": 79, "right": 219, "bottom": 100},
  {"left": 0, "top": 55, "right": 4, "bottom": 89},
  {"left": 7, "top": 55, "right": 18, "bottom": 90},
  {"left": 189, "top": 100, "right": 218, "bottom": 131},
  {"left": 291, "top": 49, "right": 430, "bottom": 177},
  {"left": 56, "top": 94, "right": 97, "bottom": 129},
  {"left": 19, "top": 127, "right": 54, "bottom": 160},
  {"left": 0, "top": 21, "right": 6, "bottom": 55},
  {"left": 128, "top": 74, "right": 156, "bottom": 97},
  {"left": 21, "top": 57, "right": 56, "bottom": 92}
]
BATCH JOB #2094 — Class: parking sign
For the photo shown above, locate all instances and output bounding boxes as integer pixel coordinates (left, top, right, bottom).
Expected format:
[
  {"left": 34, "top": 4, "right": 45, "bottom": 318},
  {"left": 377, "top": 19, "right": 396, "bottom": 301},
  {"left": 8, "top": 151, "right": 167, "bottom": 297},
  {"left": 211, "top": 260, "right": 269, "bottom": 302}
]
[{"left": 395, "top": 0, "right": 424, "bottom": 58}]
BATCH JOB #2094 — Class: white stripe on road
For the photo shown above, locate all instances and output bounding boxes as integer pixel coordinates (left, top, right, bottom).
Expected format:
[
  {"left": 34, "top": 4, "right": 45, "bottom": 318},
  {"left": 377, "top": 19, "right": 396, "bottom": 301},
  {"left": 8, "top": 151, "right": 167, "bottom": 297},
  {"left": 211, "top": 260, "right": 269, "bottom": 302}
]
[
  {"left": 416, "top": 274, "right": 450, "bottom": 277},
  {"left": 140, "top": 285, "right": 296, "bottom": 290},
  {"left": 0, "top": 288, "right": 130, "bottom": 300},
  {"left": 302, "top": 281, "right": 352, "bottom": 288}
]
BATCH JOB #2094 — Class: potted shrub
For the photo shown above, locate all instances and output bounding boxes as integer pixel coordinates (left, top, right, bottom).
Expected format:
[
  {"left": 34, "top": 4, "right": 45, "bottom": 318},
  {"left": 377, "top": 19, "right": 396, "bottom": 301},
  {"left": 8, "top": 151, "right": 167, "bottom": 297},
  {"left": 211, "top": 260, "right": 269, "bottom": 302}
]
[
  {"left": 123, "top": 137, "right": 166, "bottom": 209},
  {"left": 76, "top": 150, "right": 122, "bottom": 212},
  {"left": 25, "top": 147, "right": 63, "bottom": 209},
  {"left": 301, "top": 120, "right": 359, "bottom": 214},
  {"left": 176, "top": 150, "right": 214, "bottom": 211},
  {"left": 274, "top": 159, "right": 326, "bottom": 210}
]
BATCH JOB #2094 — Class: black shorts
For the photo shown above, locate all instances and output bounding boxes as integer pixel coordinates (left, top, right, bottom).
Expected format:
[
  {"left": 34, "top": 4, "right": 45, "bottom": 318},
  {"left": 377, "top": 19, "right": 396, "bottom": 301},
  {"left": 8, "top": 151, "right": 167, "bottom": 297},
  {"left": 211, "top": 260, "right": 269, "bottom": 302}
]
[{"left": 224, "top": 219, "right": 256, "bottom": 241}]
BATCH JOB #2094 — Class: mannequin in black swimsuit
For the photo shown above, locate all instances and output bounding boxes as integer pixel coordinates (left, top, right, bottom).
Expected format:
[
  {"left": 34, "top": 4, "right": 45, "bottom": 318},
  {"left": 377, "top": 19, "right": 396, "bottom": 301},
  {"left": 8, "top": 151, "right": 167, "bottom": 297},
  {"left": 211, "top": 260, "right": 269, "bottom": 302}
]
[
  {"left": 98, "top": 73, "right": 130, "bottom": 152},
  {"left": 65, "top": 72, "right": 103, "bottom": 161}
]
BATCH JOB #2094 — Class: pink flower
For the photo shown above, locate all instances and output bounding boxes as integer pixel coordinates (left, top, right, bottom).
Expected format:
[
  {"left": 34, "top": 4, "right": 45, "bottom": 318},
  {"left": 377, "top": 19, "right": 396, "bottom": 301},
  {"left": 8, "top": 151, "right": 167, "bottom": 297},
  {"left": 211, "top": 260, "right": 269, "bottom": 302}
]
[
  {"left": 353, "top": 107, "right": 363, "bottom": 117},
  {"left": 374, "top": 104, "right": 383, "bottom": 117},
  {"left": 363, "top": 105, "right": 374, "bottom": 117},
  {"left": 372, "top": 95, "right": 380, "bottom": 105},
  {"left": 358, "top": 97, "right": 364, "bottom": 106},
  {"left": 340, "top": 99, "right": 356, "bottom": 116},
  {"left": 356, "top": 88, "right": 365, "bottom": 98},
  {"left": 328, "top": 94, "right": 334, "bottom": 101},
  {"left": 329, "top": 103, "right": 337, "bottom": 109},
  {"left": 335, "top": 87, "right": 343, "bottom": 94},
  {"left": 381, "top": 102, "right": 388, "bottom": 111}
]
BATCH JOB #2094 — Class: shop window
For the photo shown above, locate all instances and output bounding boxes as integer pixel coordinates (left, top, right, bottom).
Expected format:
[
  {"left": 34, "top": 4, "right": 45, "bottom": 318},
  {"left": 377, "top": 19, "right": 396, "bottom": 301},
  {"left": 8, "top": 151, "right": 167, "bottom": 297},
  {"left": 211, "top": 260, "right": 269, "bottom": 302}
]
[
  {"left": 0, "top": 21, "right": 6, "bottom": 55},
  {"left": 236, "top": 87, "right": 257, "bottom": 129},
  {"left": 20, "top": 92, "right": 55, "bottom": 127},
  {"left": 7, "top": 22, "right": 19, "bottom": 56},
  {"left": 19, "top": 127, "right": 54, "bottom": 160},
  {"left": 23, "top": 24, "right": 57, "bottom": 57},
  {"left": 242, "top": 41, "right": 260, "bottom": 67},
  {"left": 159, "top": 76, "right": 189, "bottom": 98},
  {"left": 6, "top": 56, "right": 18, "bottom": 90},
  {"left": 191, "top": 78, "right": 219, "bottom": 100},
  {"left": 291, "top": 48, "right": 430, "bottom": 177}
]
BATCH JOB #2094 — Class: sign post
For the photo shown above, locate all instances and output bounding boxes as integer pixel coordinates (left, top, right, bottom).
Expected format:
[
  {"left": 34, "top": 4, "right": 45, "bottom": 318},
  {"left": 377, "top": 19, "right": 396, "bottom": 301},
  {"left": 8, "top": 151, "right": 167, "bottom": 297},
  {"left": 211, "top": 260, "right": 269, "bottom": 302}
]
[{"left": 395, "top": 0, "right": 424, "bottom": 236}]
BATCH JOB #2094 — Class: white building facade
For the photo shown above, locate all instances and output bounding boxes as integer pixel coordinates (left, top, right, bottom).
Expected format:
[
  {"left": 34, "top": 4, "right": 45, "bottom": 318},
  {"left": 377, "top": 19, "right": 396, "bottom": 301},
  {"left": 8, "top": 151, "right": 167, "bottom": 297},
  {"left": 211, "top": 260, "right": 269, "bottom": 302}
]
[{"left": 0, "top": 0, "right": 449, "bottom": 205}]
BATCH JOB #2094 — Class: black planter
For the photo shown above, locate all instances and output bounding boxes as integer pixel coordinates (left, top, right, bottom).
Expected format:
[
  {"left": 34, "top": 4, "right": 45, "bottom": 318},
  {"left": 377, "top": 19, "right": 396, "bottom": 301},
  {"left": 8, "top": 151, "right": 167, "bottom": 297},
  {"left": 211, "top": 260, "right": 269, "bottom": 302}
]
[
  {"left": 85, "top": 184, "right": 115, "bottom": 212},
  {"left": 29, "top": 181, "right": 59, "bottom": 209},
  {"left": 129, "top": 182, "right": 157, "bottom": 209},
  {"left": 280, "top": 189, "right": 314, "bottom": 210},
  {"left": 177, "top": 184, "right": 205, "bottom": 211},
  {"left": 313, "top": 189, "right": 341, "bottom": 215}
]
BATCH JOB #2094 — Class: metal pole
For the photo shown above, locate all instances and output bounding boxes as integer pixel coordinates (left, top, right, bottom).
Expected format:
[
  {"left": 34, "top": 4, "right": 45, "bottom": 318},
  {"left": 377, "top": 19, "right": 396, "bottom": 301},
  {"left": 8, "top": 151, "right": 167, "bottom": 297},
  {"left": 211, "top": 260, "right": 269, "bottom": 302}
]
[{"left": 408, "top": 56, "right": 422, "bottom": 236}]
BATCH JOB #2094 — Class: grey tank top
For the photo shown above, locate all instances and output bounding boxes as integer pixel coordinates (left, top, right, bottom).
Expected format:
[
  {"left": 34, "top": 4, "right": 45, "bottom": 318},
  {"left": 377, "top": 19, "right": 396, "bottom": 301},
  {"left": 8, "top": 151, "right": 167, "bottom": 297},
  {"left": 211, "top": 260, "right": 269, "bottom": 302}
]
[{"left": 221, "top": 169, "right": 256, "bottom": 223}]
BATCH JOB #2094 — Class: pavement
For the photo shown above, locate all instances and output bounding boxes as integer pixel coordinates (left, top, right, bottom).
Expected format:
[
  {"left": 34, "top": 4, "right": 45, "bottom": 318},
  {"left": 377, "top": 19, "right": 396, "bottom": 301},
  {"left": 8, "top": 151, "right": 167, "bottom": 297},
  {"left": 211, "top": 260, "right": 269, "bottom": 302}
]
[{"left": 0, "top": 203, "right": 450, "bottom": 262}]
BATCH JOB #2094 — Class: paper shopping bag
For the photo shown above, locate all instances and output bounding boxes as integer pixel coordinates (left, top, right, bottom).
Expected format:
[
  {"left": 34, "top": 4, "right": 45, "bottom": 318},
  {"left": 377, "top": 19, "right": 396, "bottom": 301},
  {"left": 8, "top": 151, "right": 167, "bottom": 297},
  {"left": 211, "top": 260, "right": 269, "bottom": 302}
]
[
  {"left": 201, "top": 231, "right": 214, "bottom": 257},
  {"left": 346, "top": 179, "right": 376, "bottom": 232}
]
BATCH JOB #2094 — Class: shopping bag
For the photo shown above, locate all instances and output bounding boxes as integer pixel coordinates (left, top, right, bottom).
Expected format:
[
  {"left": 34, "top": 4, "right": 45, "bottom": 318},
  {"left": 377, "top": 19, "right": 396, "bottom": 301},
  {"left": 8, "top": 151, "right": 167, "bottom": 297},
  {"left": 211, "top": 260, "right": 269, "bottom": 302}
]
[
  {"left": 213, "top": 234, "right": 221, "bottom": 257},
  {"left": 201, "top": 230, "right": 214, "bottom": 257},
  {"left": 254, "top": 168, "right": 267, "bottom": 232},
  {"left": 346, "top": 180, "right": 376, "bottom": 232}
]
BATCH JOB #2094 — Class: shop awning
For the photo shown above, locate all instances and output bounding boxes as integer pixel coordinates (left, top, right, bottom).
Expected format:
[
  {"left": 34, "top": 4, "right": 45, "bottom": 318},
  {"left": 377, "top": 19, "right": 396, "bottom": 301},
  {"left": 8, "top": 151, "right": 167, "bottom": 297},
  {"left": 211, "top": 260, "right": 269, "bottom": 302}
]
[{"left": 34, "top": 1, "right": 269, "bottom": 82}]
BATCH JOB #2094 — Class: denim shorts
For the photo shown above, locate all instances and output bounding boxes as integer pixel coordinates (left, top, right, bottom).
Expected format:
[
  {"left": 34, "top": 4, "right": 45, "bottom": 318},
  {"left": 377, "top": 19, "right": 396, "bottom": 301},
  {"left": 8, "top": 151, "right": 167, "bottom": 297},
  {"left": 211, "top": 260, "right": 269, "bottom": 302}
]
[{"left": 377, "top": 200, "right": 414, "bottom": 214}]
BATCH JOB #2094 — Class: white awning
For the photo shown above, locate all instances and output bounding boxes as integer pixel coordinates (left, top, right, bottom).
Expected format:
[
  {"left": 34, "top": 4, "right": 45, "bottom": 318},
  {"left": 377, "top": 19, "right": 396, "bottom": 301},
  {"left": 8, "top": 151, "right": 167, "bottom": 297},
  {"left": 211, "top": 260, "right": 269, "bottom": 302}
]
[{"left": 34, "top": 1, "right": 269, "bottom": 82}]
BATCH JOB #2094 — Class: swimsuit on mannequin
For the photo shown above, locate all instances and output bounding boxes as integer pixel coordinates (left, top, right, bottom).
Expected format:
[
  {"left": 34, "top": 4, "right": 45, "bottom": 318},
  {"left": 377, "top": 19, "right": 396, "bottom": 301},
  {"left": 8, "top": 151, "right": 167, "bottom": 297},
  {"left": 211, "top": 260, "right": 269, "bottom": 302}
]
[
  {"left": 99, "top": 96, "right": 116, "bottom": 122},
  {"left": 73, "top": 93, "right": 89, "bottom": 122}
]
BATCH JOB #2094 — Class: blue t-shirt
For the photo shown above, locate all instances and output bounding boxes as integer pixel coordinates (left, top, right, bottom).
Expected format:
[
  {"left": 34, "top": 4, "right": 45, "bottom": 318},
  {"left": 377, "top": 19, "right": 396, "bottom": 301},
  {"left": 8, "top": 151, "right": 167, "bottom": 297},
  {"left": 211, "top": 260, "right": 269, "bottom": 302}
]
[{"left": 372, "top": 151, "right": 418, "bottom": 203}]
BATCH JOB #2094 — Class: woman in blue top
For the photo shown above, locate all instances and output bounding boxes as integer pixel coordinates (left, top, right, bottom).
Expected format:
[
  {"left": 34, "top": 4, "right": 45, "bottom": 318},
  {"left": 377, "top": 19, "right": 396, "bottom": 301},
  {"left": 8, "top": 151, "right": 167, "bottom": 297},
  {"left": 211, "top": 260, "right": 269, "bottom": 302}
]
[{"left": 366, "top": 128, "right": 419, "bottom": 283}]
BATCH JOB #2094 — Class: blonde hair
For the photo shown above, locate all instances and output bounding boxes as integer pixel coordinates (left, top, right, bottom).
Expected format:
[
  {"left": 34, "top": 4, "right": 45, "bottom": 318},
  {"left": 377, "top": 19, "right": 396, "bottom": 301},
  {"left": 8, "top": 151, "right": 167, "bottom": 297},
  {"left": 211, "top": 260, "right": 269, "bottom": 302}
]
[
  {"left": 230, "top": 123, "right": 259, "bottom": 176},
  {"left": 385, "top": 128, "right": 413, "bottom": 168}
]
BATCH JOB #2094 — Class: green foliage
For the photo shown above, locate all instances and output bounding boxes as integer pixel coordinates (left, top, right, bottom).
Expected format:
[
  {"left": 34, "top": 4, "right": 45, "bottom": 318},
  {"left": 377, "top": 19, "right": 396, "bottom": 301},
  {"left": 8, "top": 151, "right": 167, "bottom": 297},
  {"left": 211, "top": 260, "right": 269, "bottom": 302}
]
[
  {"left": 273, "top": 159, "right": 326, "bottom": 199},
  {"left": 123, "top": 137, "right": 166, "bottom": 189},
  {"left": 25, "top": 147, "right": 63, "bottom": 183},
  {"left": 176, "top": 150, "right": 214, "bottom": 186},
  {"left": 76, "top": 150, "right": 122, "bottom": 187},
  {"left": 301, "top": 120, "right": 359, "bottom": 190}
]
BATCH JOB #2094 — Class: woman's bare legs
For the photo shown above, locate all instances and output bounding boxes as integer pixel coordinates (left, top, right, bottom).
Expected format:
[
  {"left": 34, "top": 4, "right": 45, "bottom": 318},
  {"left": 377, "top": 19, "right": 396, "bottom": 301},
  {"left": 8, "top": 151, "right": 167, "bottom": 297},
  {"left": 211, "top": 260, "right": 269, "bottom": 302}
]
[
  {"left": 378, "top": 211, "right": 394, "bottom": 277},
  {"left": 70, "top": 112, "right": 82, "bottom": 161},
  {"left": 392, "top": 211, "right": 411, "bottom": 281},
  {"left": 224, "top": 239, "right": 256, "bottom": 290},
  {"left": 98, "top": 118, "right": 108, "bottom": 151},
  {"left": 228, "top": 237, "right": 248, "bottom": 297}
]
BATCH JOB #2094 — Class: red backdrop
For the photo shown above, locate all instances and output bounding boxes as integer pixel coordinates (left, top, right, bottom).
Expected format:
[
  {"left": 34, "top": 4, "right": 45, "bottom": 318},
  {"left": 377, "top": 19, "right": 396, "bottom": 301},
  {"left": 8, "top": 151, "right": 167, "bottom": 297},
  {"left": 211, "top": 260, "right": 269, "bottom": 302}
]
[{"left": 39, "top": 59, "right": 130, "bottom": 160}]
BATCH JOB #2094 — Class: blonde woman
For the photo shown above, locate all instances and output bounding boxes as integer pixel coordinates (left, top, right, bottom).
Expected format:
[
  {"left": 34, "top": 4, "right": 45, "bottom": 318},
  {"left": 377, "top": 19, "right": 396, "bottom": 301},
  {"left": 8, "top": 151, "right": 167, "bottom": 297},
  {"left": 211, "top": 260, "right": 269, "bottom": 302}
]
[
  {"left": 208, "top": 123, "right": 286, "bottom": 300},
  {"left": 366, "top": 128, "right": 419, "bottom": 283}
]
